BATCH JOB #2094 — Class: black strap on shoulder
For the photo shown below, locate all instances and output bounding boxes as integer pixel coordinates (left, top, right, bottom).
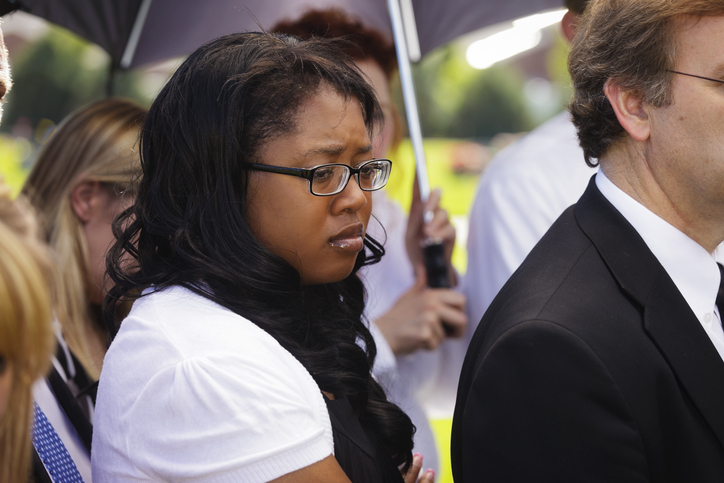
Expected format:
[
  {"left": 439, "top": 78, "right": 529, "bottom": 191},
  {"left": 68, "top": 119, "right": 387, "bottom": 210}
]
[
  {"left": 69, "top": 350, "right": 98, "bottom": 405},
  {"left": 47, "top": 367, "right": 94, "bottom": 454},
  {"left": 31, "top": 447, "right": 53, "bottom": 483}
]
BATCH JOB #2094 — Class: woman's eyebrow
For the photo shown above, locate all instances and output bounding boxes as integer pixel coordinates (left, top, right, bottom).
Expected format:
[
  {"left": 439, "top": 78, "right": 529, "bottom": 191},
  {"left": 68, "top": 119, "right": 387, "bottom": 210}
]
[
  {"left": 296, "top": 144, "right": 373, "bottom": 160},
  {"left": 357, "top": 144, "right": 373, "bottom": 155}
]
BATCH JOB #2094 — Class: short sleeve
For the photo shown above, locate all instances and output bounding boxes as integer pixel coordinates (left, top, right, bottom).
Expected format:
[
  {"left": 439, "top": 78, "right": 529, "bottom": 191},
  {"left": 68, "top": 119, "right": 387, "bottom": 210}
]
[{"left": 124, "top": 352, "right": 332, "bottom": 482}]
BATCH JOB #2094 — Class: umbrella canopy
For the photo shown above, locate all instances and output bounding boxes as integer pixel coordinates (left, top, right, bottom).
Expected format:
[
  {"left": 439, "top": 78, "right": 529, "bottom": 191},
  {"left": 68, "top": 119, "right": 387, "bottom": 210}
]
[{"left": 1, "top": 0, "right": 563, "bottom": 69}]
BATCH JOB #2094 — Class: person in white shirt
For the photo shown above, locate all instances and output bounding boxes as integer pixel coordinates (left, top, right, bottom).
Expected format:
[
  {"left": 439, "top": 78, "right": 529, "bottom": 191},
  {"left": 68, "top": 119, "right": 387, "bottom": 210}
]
[
  {"left": 464, "top": 0, "right": 594, "bottom": 325},
  {"left": 93, "top": 32, "right": 434, "bottom": 483},
  {"left": 453, "top": 0, "right": 724, "bottom": 480}
]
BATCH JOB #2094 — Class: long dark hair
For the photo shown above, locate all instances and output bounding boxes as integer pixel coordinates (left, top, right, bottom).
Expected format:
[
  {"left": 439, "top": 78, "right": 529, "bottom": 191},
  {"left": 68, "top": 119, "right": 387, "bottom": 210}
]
[{"left": 105, "top": 32, "right": 414, "bottom": 470}]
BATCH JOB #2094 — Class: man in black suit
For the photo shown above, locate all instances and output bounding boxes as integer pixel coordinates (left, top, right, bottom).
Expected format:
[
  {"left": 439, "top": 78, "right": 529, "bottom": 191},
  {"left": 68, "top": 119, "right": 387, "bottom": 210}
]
[{"left": 452, "top": 0, "right": 724, "bottom": 481}]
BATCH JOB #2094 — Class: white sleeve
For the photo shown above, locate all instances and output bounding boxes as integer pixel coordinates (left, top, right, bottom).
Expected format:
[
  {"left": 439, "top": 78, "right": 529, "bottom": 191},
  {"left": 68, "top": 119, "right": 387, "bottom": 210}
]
[
  {"left": 122, "top": 353, "right": 331, "bottom": 482},
  {"left": 93, "top": 342, "right": 333, "bottom": 482}
]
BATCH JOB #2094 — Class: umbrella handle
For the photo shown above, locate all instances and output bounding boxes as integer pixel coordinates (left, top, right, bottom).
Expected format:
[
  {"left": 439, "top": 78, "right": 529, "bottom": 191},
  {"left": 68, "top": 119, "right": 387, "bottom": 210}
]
[
  {"left": 423, "top": 240, "right": 451, "bottom": 289},
  {"left": 423, "top": 240, "right": 455, "bottom": 336}
]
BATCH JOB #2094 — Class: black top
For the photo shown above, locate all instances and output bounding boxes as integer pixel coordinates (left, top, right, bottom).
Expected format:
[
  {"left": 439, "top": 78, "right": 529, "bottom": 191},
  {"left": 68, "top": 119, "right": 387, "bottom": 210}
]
[{"left": 325, "top": 396, "right": 403, "bottom": 483}]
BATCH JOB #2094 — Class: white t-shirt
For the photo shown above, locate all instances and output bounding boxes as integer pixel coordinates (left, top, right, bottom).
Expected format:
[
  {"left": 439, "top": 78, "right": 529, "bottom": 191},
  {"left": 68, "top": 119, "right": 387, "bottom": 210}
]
[{"left": 91, "top": 286, "right": 333, "bottom": 482}]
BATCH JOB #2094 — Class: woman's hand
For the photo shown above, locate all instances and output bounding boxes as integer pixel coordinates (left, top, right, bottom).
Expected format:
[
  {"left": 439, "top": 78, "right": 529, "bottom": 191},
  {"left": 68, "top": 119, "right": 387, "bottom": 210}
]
[
  {"left": 406, "top": 182, "right": 457, "bottom": 286},
  {"left": 404, "top": 453, "right": 435, "bottom": 483},
  {"left": 375, "top": 266, "right": 467, "bottom": 356}
]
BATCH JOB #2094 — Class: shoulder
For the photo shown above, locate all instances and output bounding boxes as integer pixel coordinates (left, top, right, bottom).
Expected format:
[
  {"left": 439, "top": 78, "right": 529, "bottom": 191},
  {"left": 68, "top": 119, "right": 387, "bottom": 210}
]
[
  {"left": 473, "top": 113, "right": 592, "bottom": 211},
  {"left": 463, "top": 215, "right": 649, "bottom": 399},
  {"left": 93, "top": 286, "right": 333, "bottom": 482},
  {"left": 453, "top": 318, "right": 649, "bottom": 481}
]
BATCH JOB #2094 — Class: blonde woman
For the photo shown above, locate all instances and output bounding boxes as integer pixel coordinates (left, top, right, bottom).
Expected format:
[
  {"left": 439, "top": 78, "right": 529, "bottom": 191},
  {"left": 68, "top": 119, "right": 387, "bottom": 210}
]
[
  {"left": 23, "top": 98, "right": 146, "bottom": 379},
  {"left": 0, "top": 182, "right": 55, "bottom": 483}
]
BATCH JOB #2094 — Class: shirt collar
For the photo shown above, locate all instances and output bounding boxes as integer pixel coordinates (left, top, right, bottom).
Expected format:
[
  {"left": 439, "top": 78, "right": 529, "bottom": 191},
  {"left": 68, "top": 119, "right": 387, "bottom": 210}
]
[{"left": 595, "top": 171, "right": 720, "bottom": 324}]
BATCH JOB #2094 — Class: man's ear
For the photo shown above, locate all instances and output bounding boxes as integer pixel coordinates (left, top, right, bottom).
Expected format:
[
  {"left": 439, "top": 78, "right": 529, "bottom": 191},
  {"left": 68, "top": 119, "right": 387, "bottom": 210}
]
[
  {"left": 561, "top": 11, "right": 579, "bottom": 44},
  {"left": 604, "top": 80, "right": 651, "bottom": 142},
  {"left": 70, "top": 180, "right": 103, "bottom": 224}
]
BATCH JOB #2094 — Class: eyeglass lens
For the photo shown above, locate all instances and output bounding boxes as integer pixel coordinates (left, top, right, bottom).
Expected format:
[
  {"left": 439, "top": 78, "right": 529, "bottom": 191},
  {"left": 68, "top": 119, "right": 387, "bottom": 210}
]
[{"left": 311, "top": 161, "right": 389, "bottom": 195}]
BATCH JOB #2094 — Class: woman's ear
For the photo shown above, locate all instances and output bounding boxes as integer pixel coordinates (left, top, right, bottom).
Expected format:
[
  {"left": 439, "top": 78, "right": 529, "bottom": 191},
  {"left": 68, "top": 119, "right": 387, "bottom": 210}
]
[
  {"left": 604, "top": 80, "right": 651, "bottom": 142},
  {"left": 70, "top": 180, "right": 104, "bottom": 224}
]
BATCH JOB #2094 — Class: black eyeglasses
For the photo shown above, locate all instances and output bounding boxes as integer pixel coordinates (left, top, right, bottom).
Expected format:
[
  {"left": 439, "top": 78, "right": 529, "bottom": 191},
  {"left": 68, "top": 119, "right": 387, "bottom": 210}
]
[
  {"left": 667, "top": 70, "right": 724, "bottom": 85},
  {"left": 247, "top": 158, "right": 392, "bottom": 196}
]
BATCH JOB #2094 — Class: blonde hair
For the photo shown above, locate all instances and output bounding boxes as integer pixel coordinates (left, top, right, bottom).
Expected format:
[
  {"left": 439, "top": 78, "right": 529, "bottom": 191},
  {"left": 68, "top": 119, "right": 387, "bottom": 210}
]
[
  {"left": 22, "top": 98, "right": 146, "bottom": 379},
  {"left": 0, "top": 182, "right": 55, "bottom": 483}
]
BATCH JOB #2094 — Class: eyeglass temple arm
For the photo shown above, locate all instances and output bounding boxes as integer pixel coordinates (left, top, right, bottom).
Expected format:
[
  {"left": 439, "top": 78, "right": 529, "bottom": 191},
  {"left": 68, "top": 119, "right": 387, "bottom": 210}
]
[{"left": 247, "top": 163, "right": 314, "bottom": 181}]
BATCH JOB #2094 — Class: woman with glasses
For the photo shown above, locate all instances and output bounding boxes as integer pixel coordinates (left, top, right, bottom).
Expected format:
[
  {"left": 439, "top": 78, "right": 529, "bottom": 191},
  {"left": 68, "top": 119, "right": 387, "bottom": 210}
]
[
  {"left": 273, "top": 11, "right": 468, "bottom": 475},
  {"left": 92, "top": 32, "right": 431, "bottom": 483}
]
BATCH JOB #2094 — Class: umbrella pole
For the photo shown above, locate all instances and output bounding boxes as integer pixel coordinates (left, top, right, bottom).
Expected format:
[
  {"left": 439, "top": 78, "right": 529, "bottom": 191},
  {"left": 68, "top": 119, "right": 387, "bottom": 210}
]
[
  {"left": 386, "top": 0, "right": 430, "bottom": 204},
  {"left": 387, "top": 0, "right": 452, "bottom": 291}
]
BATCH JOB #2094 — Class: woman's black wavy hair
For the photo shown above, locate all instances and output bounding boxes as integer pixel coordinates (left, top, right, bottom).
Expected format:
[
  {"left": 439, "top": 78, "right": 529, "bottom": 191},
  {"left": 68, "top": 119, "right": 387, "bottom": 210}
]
[{"left": 104, "top": 31, "right": 414, "bottom": 471}]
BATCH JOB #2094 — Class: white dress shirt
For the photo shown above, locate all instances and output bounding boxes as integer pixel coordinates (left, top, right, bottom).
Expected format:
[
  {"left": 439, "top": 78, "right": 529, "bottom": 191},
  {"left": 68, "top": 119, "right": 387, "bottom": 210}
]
[
  {"left": 596, "top": 171, "right": 724, "bottom": 363},
  {"left": 463, "top": 111, "right": 597, "bottom": 326}
]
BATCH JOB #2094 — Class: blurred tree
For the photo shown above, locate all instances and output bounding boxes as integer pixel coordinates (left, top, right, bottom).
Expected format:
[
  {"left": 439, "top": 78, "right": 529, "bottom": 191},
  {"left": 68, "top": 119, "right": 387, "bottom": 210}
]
[
  {"left": 3, "top": 26, "right": 148, "bottom": 136},
  {"left": 393, "top": 44, "right": 533, "bottom": 142},
  {"left": 546, "top": 31, "right": 574, "bottom": 105},
  {"left": 449, "top": 65, "right": 533, "bottom": 139}
]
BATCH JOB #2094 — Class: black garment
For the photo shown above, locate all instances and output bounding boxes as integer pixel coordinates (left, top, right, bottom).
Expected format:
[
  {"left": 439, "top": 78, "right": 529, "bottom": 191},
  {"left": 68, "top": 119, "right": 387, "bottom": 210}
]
[
  {"left": 325, "top": 397, "right": 403, "bottom": 483},
  {"left": 716, "top": 263, "right": 724, "bottom": 311},
  {"left": 452, "top": 178, "right": 724, "bottom": 482}
]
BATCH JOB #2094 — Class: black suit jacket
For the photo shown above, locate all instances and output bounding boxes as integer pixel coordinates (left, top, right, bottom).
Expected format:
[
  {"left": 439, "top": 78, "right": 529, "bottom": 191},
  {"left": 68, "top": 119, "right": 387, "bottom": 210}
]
[{"left": 452, "top": 178, "right": 724, "bottom": 482}]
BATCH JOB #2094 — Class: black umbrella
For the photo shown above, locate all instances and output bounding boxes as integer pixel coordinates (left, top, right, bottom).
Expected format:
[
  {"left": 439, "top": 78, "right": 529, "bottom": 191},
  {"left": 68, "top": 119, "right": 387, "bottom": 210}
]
[
  {"left": 0, "top": 0, "right": 562, "bottom": 69},
  {"left": 2, "top": 0, "right": 564, "bottom": 285}
]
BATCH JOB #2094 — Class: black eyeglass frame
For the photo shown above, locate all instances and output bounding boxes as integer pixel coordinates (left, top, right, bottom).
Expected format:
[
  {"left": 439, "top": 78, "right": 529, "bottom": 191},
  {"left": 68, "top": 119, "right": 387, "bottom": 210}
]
[
  {"left": 247, "top": 158, "right": 392, "bottom": 197},
  {"left": 667, "top": 70, "right": 724, "bottom": 85}
]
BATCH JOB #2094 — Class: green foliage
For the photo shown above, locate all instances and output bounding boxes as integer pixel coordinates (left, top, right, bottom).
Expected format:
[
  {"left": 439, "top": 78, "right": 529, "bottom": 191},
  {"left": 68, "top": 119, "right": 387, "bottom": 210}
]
[
  {"left": 547, "top": 32, "right": 574, "bottom": 106},
  {"left": 3, "top": 26, "right": 148, "bottom": 134},
  {"left": 394, "top": 45, "right": 533, "bottom": 141},
  {"left": 449, "top": 64, "right": 533, "bottom": 139}
]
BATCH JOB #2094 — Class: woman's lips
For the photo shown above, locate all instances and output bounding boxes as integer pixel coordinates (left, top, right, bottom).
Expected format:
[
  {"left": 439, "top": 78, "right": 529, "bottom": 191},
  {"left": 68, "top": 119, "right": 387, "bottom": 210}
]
[{"left": 329, "top": 223, "right": 365, "bottom": 251}]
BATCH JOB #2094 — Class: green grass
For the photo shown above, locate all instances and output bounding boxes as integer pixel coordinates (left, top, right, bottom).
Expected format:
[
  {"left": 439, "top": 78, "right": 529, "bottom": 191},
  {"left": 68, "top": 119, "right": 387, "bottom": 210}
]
[{"left": 0, "top": 135, "right": 32, "bottom": 196}]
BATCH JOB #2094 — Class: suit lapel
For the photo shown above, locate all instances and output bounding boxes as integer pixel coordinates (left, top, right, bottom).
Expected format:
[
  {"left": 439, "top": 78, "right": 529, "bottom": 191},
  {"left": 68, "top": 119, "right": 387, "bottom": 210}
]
[
  {"left": 576, "top": 177, "right": 724, "bottom": 449},
  {"left": 644, "top": 276, "right": 724, "bottom": 448}
]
